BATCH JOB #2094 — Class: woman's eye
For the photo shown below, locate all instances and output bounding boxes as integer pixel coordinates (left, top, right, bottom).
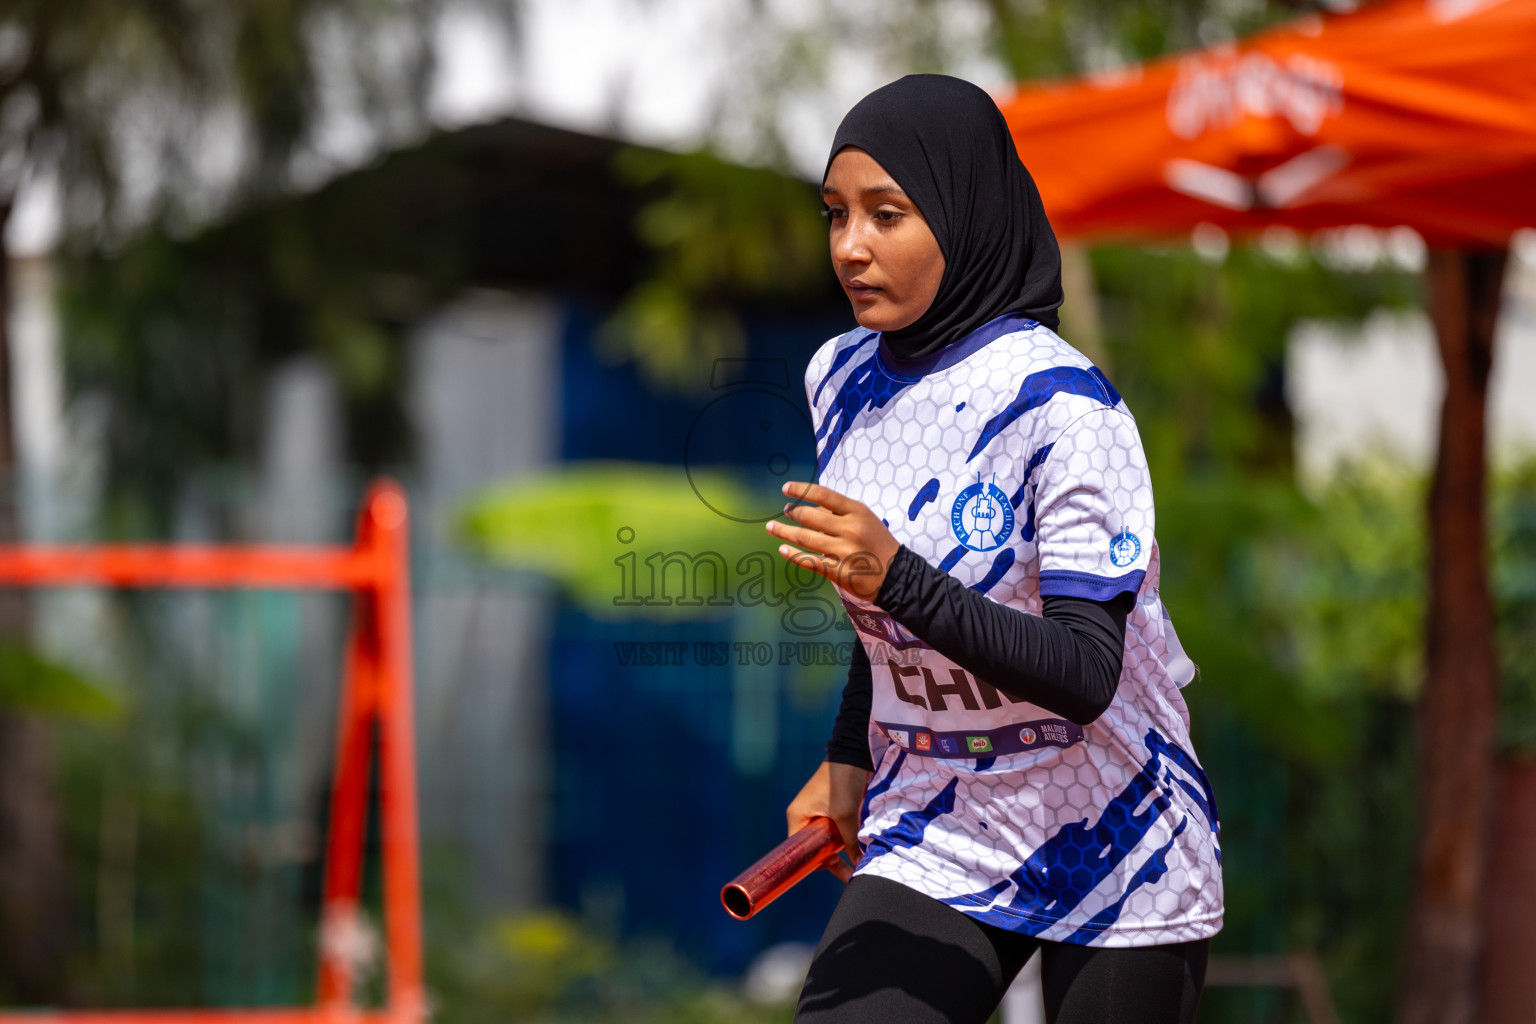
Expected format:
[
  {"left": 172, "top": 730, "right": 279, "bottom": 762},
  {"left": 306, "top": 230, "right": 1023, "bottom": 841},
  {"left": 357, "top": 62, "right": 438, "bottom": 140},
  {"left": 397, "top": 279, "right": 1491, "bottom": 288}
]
[
  {"left": 875, "top": 209, "right": 902, "bottom": 224},
  {"left": 821, "top": 206, "right": 847, "bottom": 221}
]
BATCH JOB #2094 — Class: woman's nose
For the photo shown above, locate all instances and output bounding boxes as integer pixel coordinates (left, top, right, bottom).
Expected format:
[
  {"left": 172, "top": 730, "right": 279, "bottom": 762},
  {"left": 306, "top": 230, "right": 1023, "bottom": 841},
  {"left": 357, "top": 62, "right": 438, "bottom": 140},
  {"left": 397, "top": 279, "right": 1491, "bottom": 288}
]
[{"left": 833, "top": 223, "right": 872, "bottom": 265}]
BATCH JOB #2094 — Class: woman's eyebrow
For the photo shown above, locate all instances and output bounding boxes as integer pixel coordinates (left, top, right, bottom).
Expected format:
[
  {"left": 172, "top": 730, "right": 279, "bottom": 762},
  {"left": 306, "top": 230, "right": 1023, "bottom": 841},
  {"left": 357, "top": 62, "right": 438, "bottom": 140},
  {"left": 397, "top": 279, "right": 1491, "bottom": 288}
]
[{"left": 820, "top": 183, "right": 907, "bottom": 197}]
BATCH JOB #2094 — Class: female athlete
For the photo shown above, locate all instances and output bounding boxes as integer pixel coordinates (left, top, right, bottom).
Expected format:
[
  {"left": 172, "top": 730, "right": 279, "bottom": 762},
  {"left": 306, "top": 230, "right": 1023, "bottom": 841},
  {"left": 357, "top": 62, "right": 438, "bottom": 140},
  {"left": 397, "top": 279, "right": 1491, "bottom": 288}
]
[{"left": 765, "top": 74, "right": 1223, "bottom": 1023}]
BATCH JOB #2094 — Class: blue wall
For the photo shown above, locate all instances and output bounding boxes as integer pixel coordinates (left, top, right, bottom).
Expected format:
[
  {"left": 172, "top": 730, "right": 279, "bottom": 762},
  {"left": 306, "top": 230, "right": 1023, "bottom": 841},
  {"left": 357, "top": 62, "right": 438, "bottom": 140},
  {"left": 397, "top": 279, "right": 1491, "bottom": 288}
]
[{"left": 549, "top": 300, "right": 856, "bottom": 974}]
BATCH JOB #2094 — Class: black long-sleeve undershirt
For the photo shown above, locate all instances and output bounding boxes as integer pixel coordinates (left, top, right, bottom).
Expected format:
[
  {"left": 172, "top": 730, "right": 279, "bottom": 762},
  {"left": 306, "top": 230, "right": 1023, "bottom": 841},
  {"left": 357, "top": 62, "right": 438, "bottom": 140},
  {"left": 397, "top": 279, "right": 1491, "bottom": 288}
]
[{"left": 825, "top": 544, "right": 1134, "bottom": 770}]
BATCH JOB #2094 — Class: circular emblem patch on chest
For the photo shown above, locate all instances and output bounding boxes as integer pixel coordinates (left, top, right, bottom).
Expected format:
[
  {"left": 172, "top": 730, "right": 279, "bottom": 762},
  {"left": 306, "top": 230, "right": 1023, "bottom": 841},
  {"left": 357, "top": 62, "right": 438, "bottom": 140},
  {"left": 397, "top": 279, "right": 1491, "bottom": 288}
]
[
  {"left": 1109, "top": 530, "right": 1142, "bottom": 567},
  {"left": 951, "top": 481, "right": 1015, "bottom": 552}
]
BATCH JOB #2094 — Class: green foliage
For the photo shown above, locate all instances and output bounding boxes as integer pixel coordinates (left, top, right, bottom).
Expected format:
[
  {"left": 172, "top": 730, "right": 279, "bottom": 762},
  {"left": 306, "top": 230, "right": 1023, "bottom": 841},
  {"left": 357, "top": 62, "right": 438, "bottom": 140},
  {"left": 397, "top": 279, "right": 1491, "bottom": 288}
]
[
  {"left": 459, "top": 461, "right": 796, "bottom": 621},
  {"left": 1182, "top": 457, "right": 1536, "bottom": 1019},
  {"left": 37, "top": 0, "right": 516, "bottom": 515},
  {"left": 51, "top": 590, "right": 333, "bottom": 1008},
  {"left": 602, "top": 148, "right": 831, "bottom": 392},
  {"left": 3, "top": 0, "right": 516, "bottom": 236},
  {"left": 1071, "top": 237, "right": 1427, "bottom": 1018},
  {"left": 430, "top": 907, "right": 794, "bottom": 1024},
  {"left": 1495, "top": 460, "right": 1536, "bottom": 750},
  {"left": 0, "top": 643, "right": 118, "bottom": 719},
  {"left": 983, "top": 0, "right": 1297, "bottom": 80},
  {"left": 1093, "top": 243, "right": 1419, "bottom": 481},
  {"left": 1153, "top": 464, "right": 1421, "bottom": 1018},
  {"left": 1289, "top": 465, "right": 1427, "bottom": 703}
]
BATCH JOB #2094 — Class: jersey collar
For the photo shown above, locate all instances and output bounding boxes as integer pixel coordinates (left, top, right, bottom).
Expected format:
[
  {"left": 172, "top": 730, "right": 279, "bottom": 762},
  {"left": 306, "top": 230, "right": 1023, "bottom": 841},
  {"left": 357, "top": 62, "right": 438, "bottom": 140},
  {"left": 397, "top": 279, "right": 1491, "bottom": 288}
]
[{"left": 875, "top": 312, "right": 1039, "bottom": 381}]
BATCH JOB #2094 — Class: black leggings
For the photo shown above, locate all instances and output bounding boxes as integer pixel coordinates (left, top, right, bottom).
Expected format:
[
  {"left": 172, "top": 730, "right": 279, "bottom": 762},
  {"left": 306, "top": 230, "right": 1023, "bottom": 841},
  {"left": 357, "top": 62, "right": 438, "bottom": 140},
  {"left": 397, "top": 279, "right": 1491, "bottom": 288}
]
[{"left": 794, "top": 874, "right": 1208, "bottom": 1024}]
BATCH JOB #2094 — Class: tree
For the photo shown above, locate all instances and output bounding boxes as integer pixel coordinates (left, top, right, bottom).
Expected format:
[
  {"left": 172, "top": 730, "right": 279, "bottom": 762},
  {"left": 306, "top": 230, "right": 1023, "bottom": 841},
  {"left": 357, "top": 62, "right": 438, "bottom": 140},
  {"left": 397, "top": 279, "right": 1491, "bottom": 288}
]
[{"left": 1401, "top": 249, "right": 1506, "bottom": 1024}]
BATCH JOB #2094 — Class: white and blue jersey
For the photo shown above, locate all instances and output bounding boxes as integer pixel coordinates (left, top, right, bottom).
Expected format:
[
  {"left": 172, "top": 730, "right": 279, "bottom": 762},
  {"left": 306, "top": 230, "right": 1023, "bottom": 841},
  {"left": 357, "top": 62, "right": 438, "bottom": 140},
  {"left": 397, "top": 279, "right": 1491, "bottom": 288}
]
[{"left": 804, "top": 312, "right": 1223, "bottom": 946}]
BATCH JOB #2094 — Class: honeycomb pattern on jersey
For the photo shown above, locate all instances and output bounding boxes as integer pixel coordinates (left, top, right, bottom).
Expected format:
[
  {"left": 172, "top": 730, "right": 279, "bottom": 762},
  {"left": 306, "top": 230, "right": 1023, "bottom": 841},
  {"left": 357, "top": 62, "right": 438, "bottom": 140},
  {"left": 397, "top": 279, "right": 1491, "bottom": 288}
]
[{"left": 802, "top": 323, "right": 1224, "bottom": 947}]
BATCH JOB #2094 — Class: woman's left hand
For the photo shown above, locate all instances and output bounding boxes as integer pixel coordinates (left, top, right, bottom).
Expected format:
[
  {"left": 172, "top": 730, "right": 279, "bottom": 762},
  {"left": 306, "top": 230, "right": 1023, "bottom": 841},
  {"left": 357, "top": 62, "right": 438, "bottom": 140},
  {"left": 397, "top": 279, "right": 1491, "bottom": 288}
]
[{"left": 767, "top": 481, "right": 901, "bottom": 602}]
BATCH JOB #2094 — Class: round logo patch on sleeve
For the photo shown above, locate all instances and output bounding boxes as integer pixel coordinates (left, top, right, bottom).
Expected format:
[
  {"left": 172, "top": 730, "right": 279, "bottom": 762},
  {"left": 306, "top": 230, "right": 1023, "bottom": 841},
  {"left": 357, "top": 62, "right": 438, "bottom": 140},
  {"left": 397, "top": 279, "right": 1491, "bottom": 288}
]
[
  {"left": 1109, "top": 530, "right": 1142, "bottom": 567},
  {"left": 952, "top": 479, "right": 1014, "bottom": 552}
]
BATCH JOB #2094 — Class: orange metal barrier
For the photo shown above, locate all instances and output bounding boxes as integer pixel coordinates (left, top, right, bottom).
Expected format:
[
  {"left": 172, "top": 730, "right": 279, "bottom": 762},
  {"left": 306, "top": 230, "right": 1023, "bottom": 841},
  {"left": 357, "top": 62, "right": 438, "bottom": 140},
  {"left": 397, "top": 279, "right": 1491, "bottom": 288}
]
[{"left": 0, "top": 480, "right": 422, "bottom": 1024}]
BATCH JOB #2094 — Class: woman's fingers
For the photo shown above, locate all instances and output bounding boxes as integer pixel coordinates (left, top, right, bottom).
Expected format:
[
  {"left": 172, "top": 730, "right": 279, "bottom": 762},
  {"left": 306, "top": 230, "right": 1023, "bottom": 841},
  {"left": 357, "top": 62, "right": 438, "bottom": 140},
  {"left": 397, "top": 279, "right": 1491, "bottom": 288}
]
[
  {"left": 766, "top": 518, "right": 838, "bottom": 556},
  {"left": 782, "top": 480, "right": 860, "bottom": 515},
  {"left": 776, "top": 547, "right": 839, "bottom": 586},
  {"left": 782, "top": 501, "right": 843, "bottom": 534}
]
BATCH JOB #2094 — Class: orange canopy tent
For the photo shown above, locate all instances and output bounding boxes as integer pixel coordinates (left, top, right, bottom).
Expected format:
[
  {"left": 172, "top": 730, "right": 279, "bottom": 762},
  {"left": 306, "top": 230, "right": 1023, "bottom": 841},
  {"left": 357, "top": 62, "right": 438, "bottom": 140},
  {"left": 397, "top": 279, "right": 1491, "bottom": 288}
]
[
  {"left": 999, "top": 0, "right": 1536, "bottom": 246},
  {"left": 996, "top": 3, "right": 1536, "bottom": 1021}
]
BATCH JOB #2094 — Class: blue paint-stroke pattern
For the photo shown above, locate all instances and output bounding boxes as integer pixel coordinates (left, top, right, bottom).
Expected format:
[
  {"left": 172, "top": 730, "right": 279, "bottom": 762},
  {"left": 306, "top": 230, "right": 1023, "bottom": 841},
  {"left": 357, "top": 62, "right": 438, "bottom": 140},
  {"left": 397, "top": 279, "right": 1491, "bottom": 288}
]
[
  {"left": 938, "top": 545, "right": 967, "bottom": 572},
  {"left": 970, "top": 548, "right": 1016, "bottom": 596},
  {"left": 859, "top": 749, "right": 907, "bottom": 845},
  {"left": 967, "top": 367, "right": 1118, "bottom": 463},
  {"left": 937, "top": 756, "right": 1169, "bottom": 931},
  {"left": 1146, "top": 730, "right": 1221, "bottom": 836},
  {"left": 908, "top": 478, "right": 941, "bottom": 521},
  {"left": 1021, "top": 502, "right": 1039, "bottom": 544},
  {"left": 1065, "top": 818, "right": 1187, "bottom": 943},
  {"left": 862, "top": 777, "right": 959, "bottom": 863},
  {"left": 1009, "top": 444, "right": 1055, "bottom": 510},
  {"left": 1089, "top": 367, "right": 1121, "bottom": 407},
  {"left": 815, "top": 354, "right": 917, "bottom": 475},
  {"left": 941, "top": 728, "right": 1209, "bottom": 935},
  {"left": 1012, "top": 443, "right": 1056, "bottom": 543},
  {"left": 974, "top": 757, "right": 996, "bottom": 772},
  {"left": 813, "top": 332, "right": 876, "bottom": 404}
]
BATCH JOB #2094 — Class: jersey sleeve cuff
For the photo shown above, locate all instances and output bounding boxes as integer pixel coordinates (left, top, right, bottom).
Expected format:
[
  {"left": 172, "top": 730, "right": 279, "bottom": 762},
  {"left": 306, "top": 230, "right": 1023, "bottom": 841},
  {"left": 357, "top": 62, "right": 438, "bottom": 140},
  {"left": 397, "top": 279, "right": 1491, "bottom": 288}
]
[
  {"left": 824, "top": 742, "right": 875, "bottom": 771},
  {"left": 1037, "top": 568, "right": 1146, "bottom": 601}
]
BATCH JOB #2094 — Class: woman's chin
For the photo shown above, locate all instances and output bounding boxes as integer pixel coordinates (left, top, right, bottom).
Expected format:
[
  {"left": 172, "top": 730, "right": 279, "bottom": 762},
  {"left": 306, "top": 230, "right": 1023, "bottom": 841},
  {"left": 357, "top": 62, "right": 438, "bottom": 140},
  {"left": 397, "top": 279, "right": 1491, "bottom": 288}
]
[{"left": 852, "top": 306, "right": 920, "bottom": 333}]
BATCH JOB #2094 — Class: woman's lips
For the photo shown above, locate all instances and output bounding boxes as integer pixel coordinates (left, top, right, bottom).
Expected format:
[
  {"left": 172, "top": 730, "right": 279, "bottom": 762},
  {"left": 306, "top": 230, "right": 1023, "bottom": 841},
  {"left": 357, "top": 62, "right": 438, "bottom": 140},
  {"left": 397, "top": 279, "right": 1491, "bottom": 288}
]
[{"left": 846, "top": 282, "right": 882, "bottom": 302}]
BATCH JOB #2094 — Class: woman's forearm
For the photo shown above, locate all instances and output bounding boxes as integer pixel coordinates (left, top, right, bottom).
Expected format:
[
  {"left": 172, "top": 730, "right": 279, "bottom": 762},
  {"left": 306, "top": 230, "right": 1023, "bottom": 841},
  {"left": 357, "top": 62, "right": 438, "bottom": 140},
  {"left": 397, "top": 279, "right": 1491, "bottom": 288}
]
[
  {"left": 823, "top": 545, "right": 1132, "bottom": 765},
  {"left": 873, "top": 545, "right": 1131, "bottom": 725}
]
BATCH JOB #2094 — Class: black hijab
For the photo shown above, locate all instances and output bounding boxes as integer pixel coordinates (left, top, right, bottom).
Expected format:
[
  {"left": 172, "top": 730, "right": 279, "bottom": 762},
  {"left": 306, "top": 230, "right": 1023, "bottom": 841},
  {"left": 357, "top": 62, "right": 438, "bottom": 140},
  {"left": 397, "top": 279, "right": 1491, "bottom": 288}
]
[{"left": 823, "top": 74, "right": 1063, "bottom": 361}]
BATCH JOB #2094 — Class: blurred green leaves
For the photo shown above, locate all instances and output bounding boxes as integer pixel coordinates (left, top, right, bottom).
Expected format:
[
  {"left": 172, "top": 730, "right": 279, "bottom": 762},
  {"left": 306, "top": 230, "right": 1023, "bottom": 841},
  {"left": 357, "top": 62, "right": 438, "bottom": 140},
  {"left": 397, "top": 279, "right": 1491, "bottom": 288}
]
[
  {"left": 460, "top": 461, "right": 792, "bottom": 620},
  {"left": 983, "top": 0, "right": 1297, "bottom": 80},
  {"left": 1495, "top": 460, "right": 1536, "bottom": 750},
  {"left": 433, "top": 908, "right": 795, "bottom": 1024},
  {"left": 0, "top": 643, "right": 118, "bottom": 719},
  {"left": 601, "top": 148, "right": 830, "bottom": 392},
  {"left": 1094, "top": 243, "right": 1419, "bottom": 482}
]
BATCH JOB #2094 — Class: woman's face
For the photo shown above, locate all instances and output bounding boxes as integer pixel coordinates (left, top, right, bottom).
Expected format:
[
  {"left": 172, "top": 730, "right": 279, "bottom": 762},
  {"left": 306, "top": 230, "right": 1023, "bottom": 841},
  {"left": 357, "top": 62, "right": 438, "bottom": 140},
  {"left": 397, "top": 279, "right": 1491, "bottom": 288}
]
[{"left": 823, "top": 147, "right": 945, "bottom": 334}]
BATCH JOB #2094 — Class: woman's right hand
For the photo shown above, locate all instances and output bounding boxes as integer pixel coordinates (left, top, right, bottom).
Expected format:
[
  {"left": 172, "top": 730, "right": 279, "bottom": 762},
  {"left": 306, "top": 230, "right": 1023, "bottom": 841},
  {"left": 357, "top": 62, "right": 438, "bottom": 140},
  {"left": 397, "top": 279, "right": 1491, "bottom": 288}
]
[{"left": 787, "top": 760, "right": 873, "bottom": 882}]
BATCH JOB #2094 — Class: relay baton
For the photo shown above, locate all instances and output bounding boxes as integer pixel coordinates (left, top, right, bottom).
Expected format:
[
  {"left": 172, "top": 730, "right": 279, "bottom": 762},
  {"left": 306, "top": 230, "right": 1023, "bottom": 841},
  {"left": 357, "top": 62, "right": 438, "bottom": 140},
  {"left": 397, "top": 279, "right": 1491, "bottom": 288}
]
[{"left": 721, "top": 815, "right": 845, "bottom": 920}]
